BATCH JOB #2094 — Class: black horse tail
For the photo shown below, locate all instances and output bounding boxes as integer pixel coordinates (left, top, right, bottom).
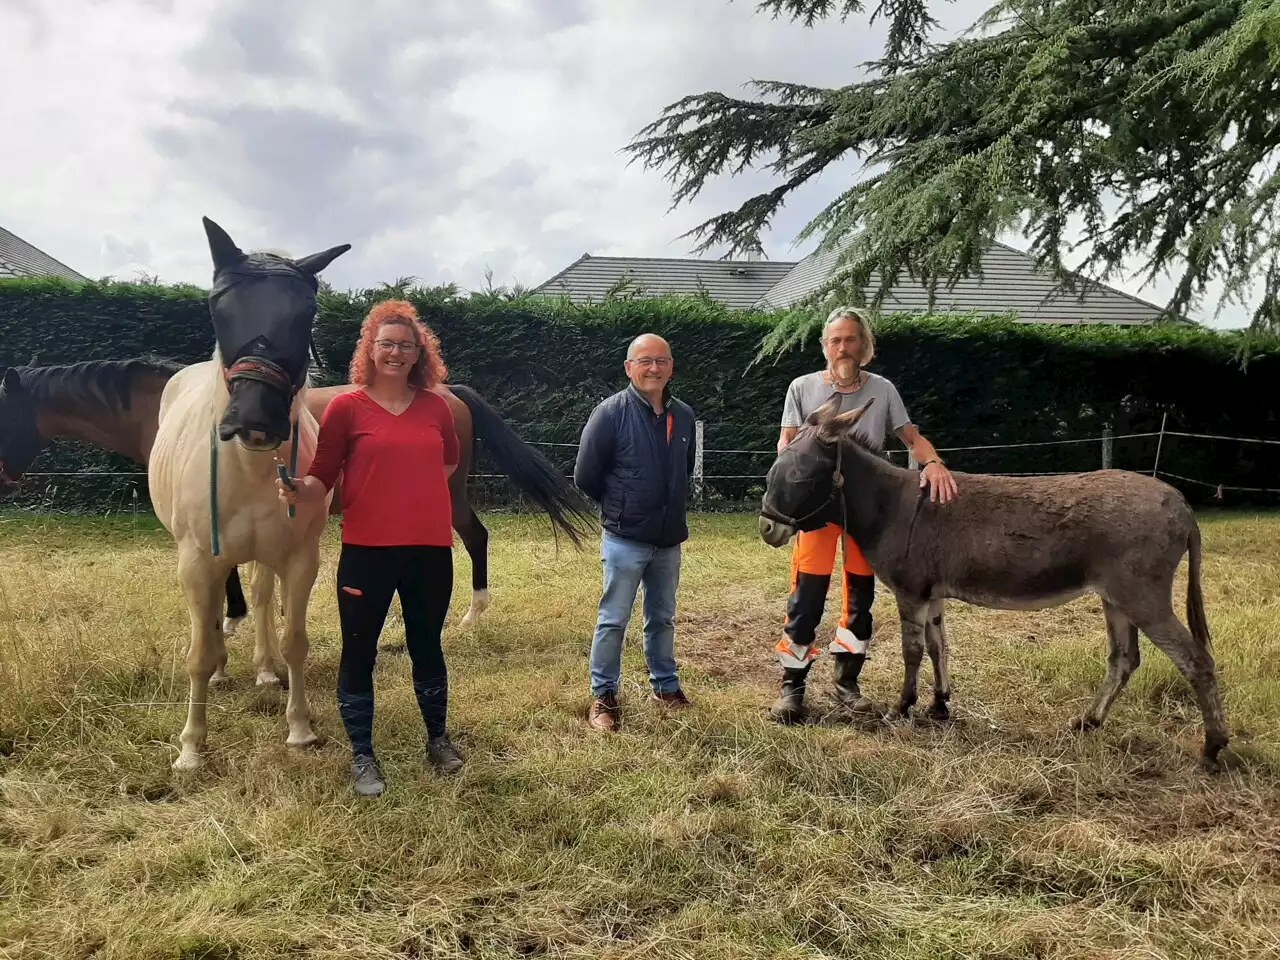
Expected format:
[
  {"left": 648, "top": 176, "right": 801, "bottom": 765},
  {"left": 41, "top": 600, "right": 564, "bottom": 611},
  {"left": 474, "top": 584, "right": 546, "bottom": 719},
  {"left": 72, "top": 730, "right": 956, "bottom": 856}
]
[{"left": 450, "top": 384, "right": 597, "bottom": 549}]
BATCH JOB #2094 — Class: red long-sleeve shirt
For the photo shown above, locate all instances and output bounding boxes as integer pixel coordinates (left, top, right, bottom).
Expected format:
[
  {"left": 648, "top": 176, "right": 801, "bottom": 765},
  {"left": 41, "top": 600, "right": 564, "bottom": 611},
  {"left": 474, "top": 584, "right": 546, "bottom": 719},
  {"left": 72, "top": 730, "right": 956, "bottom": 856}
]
[{"left": 307, "top": 389, "right": 459, "bottom": 547}]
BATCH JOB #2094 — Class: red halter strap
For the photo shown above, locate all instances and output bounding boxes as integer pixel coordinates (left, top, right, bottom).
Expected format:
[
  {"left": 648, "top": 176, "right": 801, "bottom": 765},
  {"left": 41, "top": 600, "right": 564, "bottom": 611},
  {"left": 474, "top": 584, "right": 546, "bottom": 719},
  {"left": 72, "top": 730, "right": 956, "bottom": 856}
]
[{"left": 223, "top": 356, "right": 295, "bottom": 394}]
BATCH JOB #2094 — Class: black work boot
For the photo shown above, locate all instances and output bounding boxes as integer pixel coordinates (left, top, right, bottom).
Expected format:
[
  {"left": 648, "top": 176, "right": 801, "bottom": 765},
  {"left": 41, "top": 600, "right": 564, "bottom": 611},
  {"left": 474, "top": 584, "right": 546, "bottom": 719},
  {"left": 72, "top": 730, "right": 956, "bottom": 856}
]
[
  {"left": 770, "top": 665, "right": 812, "bottom": 724},
  {"left": 831, "top": 651, "right": 873, "bottom": 713}
]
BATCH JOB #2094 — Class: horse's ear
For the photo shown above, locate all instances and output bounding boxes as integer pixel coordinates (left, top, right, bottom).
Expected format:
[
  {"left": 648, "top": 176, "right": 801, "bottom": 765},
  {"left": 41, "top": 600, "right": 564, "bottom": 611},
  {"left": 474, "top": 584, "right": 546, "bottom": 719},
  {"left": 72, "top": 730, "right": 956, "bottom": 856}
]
[
  {"left": 203, "top": 216, "right": 246, "bottom": 272},
  {"left": 805, "top": 395, "right": 842, "bottom": 426},
  {"left": 2, "top": 368, "right": 21, "bottom": 393},
  {"left": 294, "top": 243, "right": 352, "bottom": 277}
]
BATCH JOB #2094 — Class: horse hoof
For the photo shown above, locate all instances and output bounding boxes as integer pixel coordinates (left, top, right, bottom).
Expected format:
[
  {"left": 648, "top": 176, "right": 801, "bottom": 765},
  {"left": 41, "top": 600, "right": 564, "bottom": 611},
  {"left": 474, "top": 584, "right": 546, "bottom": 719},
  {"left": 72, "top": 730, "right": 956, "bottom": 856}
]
[
  {"left": 222, "top": 616, "right": 244, "bottom": 636},
  {"left": 256, "top": 671, "right": 281, "bottom": 687},
  {"left": 210, "top": 671, "right": 230, "bottom": 686},
  {"left": 287, "top": 731, "right": 320, "bottom": 749},
  {"left": 172, "top": 750, "right": 202, "bottom": 771},
  {"left": 927, "top": 702, "right": 950, "bottom": 722}
]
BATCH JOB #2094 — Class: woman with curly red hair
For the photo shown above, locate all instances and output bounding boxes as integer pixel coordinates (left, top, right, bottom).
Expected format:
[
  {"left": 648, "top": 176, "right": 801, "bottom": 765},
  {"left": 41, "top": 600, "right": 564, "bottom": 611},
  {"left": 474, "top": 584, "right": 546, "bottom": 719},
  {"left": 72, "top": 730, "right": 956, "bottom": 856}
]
[{"left": 277, "top": 299, "right": 463, "bottom": 796}]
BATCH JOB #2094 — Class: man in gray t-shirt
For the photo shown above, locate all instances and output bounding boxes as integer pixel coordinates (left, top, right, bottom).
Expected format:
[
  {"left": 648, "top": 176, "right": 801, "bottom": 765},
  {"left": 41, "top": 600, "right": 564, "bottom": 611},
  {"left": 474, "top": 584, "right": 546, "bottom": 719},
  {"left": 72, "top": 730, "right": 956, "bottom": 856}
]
[
  {"left": 770, "top": 307, "right": 958, "bottom": 725},
  {"left": 781, "top": 369, "right": 912, "bottom": 454}
]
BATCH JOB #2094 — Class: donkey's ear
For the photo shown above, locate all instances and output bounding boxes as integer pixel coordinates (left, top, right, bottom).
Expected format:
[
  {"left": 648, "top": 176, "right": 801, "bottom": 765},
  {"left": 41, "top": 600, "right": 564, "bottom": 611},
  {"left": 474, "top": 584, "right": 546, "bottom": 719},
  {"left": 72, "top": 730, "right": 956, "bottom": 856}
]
[
  {"left": 203, "top": 216, "right": 246, "bottom": 272},
  {"left": 294, "top": 243, "right": 352, "bottom": 277},
  {"left": 2, "top": 368, "right": 21, "bottom": 393},
  {"left": 818, "top": 398, "right": 875, "bottom": 440},
  {"left": 805, "top": 395, "right": 843, "bottom": 426}
]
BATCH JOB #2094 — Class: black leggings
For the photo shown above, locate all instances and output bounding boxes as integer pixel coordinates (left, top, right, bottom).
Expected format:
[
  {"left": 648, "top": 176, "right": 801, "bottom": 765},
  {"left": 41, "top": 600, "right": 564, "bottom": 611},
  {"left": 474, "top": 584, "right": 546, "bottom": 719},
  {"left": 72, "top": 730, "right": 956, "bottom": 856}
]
[{"left": 335, "top": 544, "right": 454, "bottom": 755}]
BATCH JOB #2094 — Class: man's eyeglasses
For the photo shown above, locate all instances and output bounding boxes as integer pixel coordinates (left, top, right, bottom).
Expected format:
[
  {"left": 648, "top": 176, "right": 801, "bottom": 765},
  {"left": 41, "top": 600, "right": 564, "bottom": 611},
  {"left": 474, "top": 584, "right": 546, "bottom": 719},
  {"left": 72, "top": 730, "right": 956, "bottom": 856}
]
[
  {"left": 629, "top": 357, "right": 671, "bottom": 368},
  {"left": 375, "top": 340, "right": 419, "bottom": 354}
]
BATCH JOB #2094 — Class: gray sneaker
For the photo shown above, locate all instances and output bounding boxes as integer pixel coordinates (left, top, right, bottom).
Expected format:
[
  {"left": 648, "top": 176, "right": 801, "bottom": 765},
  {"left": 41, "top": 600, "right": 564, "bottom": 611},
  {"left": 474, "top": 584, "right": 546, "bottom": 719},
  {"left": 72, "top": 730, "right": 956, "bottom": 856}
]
[
  {"left": 425, "top": 734, "right": 464, "bottom": 774},
  {"left": 350, "top": 754, "right": 385, "bottom": 797}
]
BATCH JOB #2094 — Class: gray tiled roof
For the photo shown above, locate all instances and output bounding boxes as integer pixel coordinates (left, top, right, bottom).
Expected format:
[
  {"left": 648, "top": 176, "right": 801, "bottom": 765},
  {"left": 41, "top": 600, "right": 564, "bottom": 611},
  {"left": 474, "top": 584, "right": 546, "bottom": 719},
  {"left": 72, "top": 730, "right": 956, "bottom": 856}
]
[
  {"left": 531, "top": 254, "right": 798, "bottom": 310},
  {"left": 0, "top": 225, "right": 88, "bottom": 283},
  {"left": 755, "top": 238, "right": 1166, "bottom": 324}
]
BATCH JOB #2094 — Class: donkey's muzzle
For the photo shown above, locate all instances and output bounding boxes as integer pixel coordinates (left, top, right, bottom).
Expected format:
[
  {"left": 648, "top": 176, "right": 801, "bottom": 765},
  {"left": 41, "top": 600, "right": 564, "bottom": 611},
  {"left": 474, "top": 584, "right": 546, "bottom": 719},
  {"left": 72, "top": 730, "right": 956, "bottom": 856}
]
[{"left": 759, "top": 515, "right": 796, "bottom": 548}]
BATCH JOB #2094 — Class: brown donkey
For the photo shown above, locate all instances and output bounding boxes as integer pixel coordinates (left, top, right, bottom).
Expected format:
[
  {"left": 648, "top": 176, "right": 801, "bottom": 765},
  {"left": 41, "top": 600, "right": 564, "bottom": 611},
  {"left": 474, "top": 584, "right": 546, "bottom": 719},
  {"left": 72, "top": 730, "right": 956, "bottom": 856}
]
[{"left": 758, "top": 397, "right": 1229, "bottom": 770}]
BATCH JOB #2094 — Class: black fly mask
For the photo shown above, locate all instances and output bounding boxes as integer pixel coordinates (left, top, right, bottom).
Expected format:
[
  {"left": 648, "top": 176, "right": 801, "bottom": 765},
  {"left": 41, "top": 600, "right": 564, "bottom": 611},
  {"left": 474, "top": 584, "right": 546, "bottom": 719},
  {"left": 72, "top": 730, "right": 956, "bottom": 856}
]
[{"left": 202, "top": 217, "right": 350, "bottom": 449}]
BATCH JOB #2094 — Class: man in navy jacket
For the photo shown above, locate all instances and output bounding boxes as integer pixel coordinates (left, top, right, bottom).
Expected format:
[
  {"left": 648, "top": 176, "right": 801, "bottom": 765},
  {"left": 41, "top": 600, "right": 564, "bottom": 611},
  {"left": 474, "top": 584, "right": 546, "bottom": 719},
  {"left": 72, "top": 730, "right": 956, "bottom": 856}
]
[{"left": 574, "top": 333, "right": 697, "bottom": 732}]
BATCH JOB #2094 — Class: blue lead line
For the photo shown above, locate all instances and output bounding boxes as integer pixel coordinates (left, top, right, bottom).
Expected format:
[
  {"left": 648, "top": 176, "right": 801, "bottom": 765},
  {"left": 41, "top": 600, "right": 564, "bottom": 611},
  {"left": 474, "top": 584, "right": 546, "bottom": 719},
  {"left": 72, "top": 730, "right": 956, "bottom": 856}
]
[{"left": 209, "top": 423, "right": 220, "bottom": 557}]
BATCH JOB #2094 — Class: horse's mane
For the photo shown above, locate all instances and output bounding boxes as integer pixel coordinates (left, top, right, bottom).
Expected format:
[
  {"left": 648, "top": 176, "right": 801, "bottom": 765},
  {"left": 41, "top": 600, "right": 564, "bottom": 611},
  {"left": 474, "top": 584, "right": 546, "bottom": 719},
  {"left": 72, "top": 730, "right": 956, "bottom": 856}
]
[{"left": 17, "top": 358, "right": 184, "bottom": 415}]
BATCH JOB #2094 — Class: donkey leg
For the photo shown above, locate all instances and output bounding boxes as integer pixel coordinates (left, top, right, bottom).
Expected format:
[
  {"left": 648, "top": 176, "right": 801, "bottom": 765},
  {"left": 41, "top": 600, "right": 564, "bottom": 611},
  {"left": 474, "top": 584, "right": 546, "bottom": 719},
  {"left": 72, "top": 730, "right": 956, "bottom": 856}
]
[
  {"left": 1071, "top": 600, "right": 1139, "bottom": 733},
  {"left": 249, "top": 562, "right": 282, "bottom": 687},
  {"left": 893, "top": 596, "right": 928, "bottom": 719},
  {"left": 174, "top": 548, "right": 226, "bottom": 771},
  {"left": 456, "top": 506, "right": 491, "bottom": 629},
  {"left": 924, "top": 599, "right": 952, "bottom": 720},
  {"left": 278, "top": 545, "right": 321, "bottom": 749},
  {"left": 1133, "top": 611, "right": 1229, "bottom": 769}
]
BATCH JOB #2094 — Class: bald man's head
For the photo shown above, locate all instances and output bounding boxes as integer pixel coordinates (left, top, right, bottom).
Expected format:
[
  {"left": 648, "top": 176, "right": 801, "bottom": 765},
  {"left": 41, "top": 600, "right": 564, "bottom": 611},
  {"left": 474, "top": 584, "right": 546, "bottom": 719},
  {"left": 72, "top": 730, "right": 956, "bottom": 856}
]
[
  {"left": 624, "top": 332, "right": 674, "bottom": 402},
  {"left": 627, "top": 333, "right": 671, "bottom": 360}
]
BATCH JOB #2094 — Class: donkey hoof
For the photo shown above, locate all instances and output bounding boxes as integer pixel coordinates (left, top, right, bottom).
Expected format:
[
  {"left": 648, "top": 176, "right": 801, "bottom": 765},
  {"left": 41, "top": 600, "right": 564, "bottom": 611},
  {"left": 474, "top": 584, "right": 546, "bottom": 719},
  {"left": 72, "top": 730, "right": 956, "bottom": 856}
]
[
  {"left": 172, "top": 750, "right": 203, "bottom": 772},
  {"left": 1069, "top": 714, "right": 1101, "bottom": 734},
  {"left": 255, "top": 670, "right": 281, "bottom": 687},
  {"left": 927, "top": 700, "right": 950, "bottom": 722},
  {"left": 287, "top": 731, "right": 320, "bottom": 749},
  {"left": 1201, "top": 737, "right": 1229, "bottom": 773}
]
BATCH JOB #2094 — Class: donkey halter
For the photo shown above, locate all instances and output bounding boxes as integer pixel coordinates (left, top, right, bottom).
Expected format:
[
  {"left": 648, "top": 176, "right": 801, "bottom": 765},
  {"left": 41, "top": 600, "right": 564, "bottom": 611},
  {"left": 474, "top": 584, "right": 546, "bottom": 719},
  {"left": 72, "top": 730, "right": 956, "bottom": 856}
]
[{"left": 761, "top": 437, "right": 847, "bottom": 531}]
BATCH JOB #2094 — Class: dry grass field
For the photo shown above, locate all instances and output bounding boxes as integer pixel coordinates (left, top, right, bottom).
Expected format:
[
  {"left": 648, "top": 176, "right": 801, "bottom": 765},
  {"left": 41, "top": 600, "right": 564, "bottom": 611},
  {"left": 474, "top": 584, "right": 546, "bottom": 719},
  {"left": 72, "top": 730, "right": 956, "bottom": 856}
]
[{"left": 1, "top": 508, "right": 1279, "bottom": 959}]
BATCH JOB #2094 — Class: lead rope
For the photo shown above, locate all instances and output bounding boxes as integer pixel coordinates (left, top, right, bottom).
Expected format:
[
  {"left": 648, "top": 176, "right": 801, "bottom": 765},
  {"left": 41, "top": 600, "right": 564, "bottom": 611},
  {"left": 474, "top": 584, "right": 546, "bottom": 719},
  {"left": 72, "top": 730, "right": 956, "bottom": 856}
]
[
  {"left": 209, "top": 423, "right": 221, "bottom": 556},
  {"left": 210, "top": 416, "right": 300, "bottom": 556},
  {"left": 276, "top": 418, "right": 300, "bottom": 520}
]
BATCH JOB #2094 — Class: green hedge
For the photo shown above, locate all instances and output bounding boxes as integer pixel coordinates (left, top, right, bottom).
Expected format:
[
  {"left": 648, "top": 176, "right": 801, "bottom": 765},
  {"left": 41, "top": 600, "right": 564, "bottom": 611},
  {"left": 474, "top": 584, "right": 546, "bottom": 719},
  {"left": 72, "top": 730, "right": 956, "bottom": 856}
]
[{"left": 3, "top": 275, "right": 1279, "bottom": 512}]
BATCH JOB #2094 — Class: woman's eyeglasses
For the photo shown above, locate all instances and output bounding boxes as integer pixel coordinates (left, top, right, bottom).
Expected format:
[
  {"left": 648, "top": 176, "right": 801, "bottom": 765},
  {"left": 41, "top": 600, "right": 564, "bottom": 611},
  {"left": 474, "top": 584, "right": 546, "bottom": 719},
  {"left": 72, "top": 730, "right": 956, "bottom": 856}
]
[{"left": 375, "top": 340, "right": 419, "bottom": 354}]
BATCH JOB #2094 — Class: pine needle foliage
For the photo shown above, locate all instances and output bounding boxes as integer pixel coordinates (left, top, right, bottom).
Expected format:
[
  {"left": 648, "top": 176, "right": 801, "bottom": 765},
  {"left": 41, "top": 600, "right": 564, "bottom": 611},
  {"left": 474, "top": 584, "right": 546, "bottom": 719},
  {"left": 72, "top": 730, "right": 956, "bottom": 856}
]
[{"left": 628, "top": 0, "right": 1280, "bottom": 355}]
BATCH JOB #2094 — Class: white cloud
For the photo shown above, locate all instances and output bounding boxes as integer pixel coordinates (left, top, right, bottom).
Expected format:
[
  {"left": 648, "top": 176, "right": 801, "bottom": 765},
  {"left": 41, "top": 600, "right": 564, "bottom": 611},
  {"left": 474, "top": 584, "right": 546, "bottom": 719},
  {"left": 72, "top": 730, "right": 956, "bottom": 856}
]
[{"left": 0, "top": 0, "right": 1252, "bottom": 328}]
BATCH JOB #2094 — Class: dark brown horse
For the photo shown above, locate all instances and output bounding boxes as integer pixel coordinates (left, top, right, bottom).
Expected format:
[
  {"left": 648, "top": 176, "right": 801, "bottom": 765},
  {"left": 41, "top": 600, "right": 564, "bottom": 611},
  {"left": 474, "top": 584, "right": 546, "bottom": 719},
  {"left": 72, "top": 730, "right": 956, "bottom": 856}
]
[
  {"left": 757, "top": 397, "right": 1229, "bottom": 770},
  {"left": 0, "top": 358, "right": 595, "bottom": 632}
]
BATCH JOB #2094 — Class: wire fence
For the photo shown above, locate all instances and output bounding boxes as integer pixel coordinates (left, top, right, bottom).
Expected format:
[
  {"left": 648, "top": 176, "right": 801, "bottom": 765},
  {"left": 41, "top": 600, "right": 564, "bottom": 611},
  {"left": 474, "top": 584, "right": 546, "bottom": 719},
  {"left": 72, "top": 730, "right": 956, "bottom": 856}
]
[{"left": 8, "top": 412, "right": 1280, "bottom": 516}]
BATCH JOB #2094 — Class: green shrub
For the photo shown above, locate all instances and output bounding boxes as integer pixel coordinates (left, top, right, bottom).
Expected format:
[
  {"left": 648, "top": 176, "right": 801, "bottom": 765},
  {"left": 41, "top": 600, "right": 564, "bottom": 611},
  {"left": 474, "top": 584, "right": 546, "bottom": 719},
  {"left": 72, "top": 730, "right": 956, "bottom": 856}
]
[{"left": 4, "top": 276, "right": 1278, "bottom": 512}]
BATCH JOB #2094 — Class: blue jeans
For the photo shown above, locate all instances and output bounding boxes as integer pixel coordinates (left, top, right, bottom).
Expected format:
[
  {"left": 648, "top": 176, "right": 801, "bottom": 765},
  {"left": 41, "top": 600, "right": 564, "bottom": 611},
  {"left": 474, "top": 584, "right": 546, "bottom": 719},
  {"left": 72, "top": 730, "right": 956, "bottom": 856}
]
[{"left": 589, "top": 530, "right": 683, "bottom": 697}]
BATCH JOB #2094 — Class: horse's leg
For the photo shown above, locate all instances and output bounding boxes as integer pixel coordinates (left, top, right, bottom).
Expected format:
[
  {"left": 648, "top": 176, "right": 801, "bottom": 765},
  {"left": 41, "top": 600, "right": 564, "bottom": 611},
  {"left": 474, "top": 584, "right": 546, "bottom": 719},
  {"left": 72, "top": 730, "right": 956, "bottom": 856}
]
[
  {"left": 456, "top": 507, "right": 490, "bottom": 629},
  {"left": 278, "top": 543, "right": 321, "bottom": 749},
  {"left": 1071, "top": 599, "right": 1140, "bottom": 734},
  {"left": 924, "top": 599, "right": 952, "bottom": 720},
  {"left": 451, "top": 425, "right": 491, "bottom": 629},
  {"left": 222, "top": 566, "right": 247, "bottom": 639},
  {"left": 174, "top": 546, "right": 226, "bottom": 771},
  {"left": 249, "top": 561, "right": 282, "bottom": 687},
  {"left": 893, "top": 594, "right": 928, "bottom": 719},
  {"left": 210, "top": 568, "right": 245, "bottom": 684}
]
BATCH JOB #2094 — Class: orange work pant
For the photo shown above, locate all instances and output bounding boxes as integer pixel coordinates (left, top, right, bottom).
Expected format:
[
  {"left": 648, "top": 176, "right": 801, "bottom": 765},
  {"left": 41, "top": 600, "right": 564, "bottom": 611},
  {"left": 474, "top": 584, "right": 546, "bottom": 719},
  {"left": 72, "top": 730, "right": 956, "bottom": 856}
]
[{"left": 780, "top": 522, "right": 876, "bottom": 658}]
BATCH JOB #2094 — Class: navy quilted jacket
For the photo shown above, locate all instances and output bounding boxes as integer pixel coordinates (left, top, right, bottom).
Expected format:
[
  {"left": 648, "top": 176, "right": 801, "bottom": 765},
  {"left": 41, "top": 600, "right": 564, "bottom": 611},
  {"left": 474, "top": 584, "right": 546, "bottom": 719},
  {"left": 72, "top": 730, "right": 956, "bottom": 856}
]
[{"left": 573, "top": 385, "right": 697, "bottom": 548}]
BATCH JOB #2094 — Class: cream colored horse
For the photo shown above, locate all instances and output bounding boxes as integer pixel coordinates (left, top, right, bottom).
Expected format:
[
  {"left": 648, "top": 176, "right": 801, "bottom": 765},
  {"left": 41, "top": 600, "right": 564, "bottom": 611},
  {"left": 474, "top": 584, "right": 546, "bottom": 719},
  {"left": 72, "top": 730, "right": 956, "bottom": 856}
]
[{"left": 148, "top": 217, "right": 349, "bottom": 770}]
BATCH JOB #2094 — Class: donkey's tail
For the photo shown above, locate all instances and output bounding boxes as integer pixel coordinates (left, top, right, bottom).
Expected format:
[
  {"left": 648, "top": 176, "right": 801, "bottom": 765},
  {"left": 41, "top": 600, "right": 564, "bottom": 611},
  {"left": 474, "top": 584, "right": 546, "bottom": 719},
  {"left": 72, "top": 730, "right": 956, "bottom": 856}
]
[
  {"left": 1187, "top": 522, "right": 1212, "bottom": 653},
  {"left": 449, "top": 384, "right": 597, "bottom": 549}
]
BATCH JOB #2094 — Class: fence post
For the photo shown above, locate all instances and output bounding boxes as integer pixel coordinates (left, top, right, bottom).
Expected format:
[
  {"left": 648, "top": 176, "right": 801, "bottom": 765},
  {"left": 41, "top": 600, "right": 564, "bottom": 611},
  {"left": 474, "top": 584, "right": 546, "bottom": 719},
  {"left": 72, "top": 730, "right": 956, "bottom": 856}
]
[
  {"left": 693, "top": 419, "right": 705, "bottom": 503},
  {"left": 1101, "top": 425, "right": 1113, "bottom": 470},
  {"left": 1151, "top": 412, "right": 1168, "bottom": 477}
]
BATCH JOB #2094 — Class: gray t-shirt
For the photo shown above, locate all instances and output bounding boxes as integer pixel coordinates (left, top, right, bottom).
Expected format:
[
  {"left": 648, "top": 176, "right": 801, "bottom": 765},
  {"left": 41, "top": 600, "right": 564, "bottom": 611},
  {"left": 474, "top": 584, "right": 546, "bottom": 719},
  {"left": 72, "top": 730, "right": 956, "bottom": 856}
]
[{"left": 780, "top": 370, "right": 912, "bottom": 452}]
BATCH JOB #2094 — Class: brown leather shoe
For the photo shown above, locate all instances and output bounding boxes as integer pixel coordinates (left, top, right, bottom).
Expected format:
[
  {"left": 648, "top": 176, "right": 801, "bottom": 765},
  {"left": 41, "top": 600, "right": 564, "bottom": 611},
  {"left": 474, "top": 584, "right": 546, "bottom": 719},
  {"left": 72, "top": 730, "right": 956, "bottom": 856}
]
[
  {"left": 588, "top": 692, "right": 619, "bottom": 732},
  {"left": 652, "top": 688, "right": 691, "bottom": 709}
]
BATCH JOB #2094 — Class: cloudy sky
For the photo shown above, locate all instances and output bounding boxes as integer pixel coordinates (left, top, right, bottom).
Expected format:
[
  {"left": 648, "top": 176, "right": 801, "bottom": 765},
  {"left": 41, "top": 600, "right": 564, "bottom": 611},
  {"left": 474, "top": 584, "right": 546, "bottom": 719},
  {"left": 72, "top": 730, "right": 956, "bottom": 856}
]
[{"left": 0, "top": 0, "right": 1250, "bottom": 328}]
